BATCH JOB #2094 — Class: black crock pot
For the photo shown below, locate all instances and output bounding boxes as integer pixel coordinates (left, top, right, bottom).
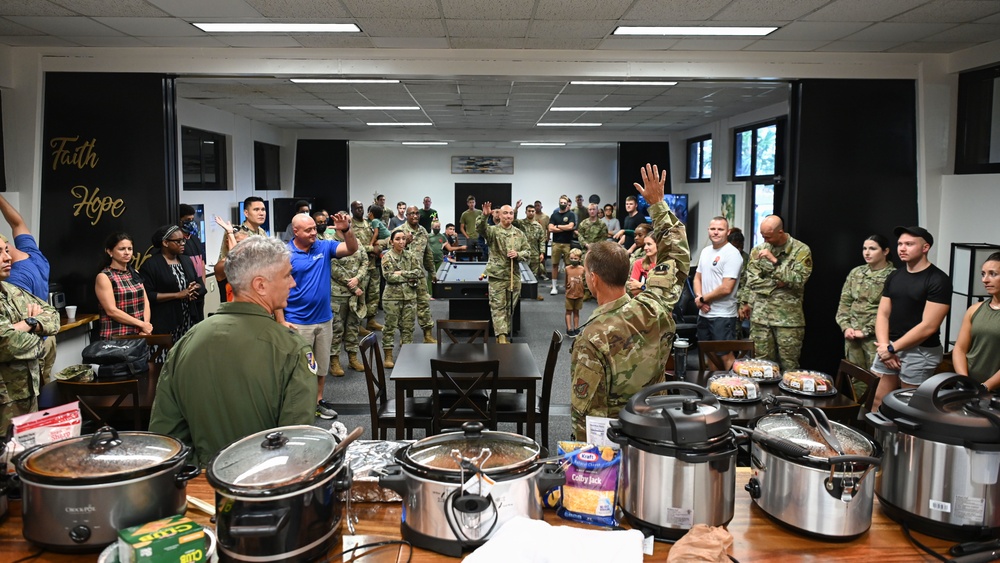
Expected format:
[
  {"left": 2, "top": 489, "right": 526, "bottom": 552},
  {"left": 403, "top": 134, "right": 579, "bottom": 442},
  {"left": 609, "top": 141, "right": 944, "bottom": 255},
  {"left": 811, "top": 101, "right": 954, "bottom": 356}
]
[
  {"left": 607, "top": 381, "right": 738, "bottom": 540},
  {"left": 15, "top": 426, "right": 199, "bottom": 552},
  {"left": 207, "top": 425, "right": 352, "bottom": 563},
  {"left": 867, "top": 373, "right": 1000, "bottom": 540}
]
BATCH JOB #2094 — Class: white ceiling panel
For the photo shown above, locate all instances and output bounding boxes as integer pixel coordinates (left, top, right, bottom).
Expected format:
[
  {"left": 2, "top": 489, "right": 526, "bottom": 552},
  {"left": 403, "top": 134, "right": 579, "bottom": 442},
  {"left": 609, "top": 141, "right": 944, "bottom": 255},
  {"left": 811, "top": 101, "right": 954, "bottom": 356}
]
[
  {"left": 145, "top": 0, "right": 262, "bottom": 19},
  {"left": 213, "top": 34, "right": 302, "bottom": 47},
  {"left": 449, "top": 37, "right": 525, "bottom": 48},
  {"left": 0, "top": 0, "right": 73, "bottom": 17},
  {"left": 341, "top": 0, "right": 438, "bottom": 19},
  {"left": 0, "top": 18, "right": 44, "bottom": 35},
  {"left": 440, "top": 0, "right": 536, "bottom": 20},
  {"left": 919, "top": 23, "right": 1000, "bottom": 41},
  {"left": 802, "top": 0, "right": 927, "bottom": 22},
  {"left": 8, "top": 15, "right": 121, "bottom": 35},
  {"left": 597, "top": 37, "right": 681, "bottom": 49},
  {"left": 889, "top": 40, "right": 978, "bottom": 51},
  {"left": 816, "top": 40, "right": 903, "bottom": 51},
  {"left": 370, "top": 37, "right": 449, "bottom": 48},
  {"left": 0, "top": 34, "right": 75, "bottom": 45},
  {"left": 670, "top": 38, "right": 758, "bottom": 50},
  {"left": 66, "top": 34, "right": 148, "bottom": 46},
  {"left": 53, "top": 0, "right": 168, "bottom": 17},
  {"left": 527, "top": 20, "right": 614, "bottom": 38},
  {"left": 743, "top": 39, "right": 831, "bottom": 50},
  {"left": 768, "top": 21, "right": 871, "bottom": 41},
  {"left": 94, "top": 17, "right": 203, "bottom": 36},
  {"left": 356, "top": 18, "right": 445, "bottom": 37},
  {"left": 524, "top": 37, "right": 602, "bottom": 49},
  {"left": 243, "top": 0, "right": 349, "bottom": 19},
  {"left": 534, "top": 0, "right": 633, "bottom": 20},
  {"left": 290, "top": 34, "right": 374, "bottom": 47},
  {"left": 714, "top": 0, "right": 830, "bottom": 21},
  {"left": 890, "top": 0, "right": 1000, "bottom": 23},
  {"left": 843, "top": 22, "right": 956, "bottom": 42},
  {"left": 447, "top": 19, "right": 529, "bottom": 37}
]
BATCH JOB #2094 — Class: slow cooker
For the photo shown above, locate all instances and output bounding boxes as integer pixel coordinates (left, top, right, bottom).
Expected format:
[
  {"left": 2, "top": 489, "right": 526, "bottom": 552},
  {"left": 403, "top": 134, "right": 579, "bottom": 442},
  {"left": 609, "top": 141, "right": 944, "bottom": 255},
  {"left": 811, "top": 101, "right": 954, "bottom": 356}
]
[
  {"left": 379, "top": 422, "right": 564, "bottom": 557},
  {"left": 607, "top": 381, "right": 738, "bottom": 540},
  {"left": 14, "top": 426, "right": 199, "bottom": 552},
  {"left": 207, "top": 425, "right": 353, "bottom": 563},
  {"left": 746, "top": 403, "right": 881, "bottom": 540},
  {"left": 867, "top": 373, "right": 1000, "bottom": 541}
]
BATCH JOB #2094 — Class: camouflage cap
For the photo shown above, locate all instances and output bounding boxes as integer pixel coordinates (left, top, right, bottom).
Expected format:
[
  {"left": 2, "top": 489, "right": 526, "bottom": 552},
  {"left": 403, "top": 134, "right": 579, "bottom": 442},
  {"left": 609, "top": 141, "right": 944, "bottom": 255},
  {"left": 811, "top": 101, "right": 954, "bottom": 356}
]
[{"left": 55, "top": 364, "right": 95, "bottom": 382}]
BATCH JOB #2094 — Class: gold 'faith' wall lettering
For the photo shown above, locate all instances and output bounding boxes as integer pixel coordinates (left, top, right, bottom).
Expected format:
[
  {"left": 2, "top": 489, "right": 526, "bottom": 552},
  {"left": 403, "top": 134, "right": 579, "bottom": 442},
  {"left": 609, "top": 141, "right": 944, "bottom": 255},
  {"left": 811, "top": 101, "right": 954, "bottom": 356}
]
[{"left": 51, "top": 135, "right": 128, "bottom": 225}]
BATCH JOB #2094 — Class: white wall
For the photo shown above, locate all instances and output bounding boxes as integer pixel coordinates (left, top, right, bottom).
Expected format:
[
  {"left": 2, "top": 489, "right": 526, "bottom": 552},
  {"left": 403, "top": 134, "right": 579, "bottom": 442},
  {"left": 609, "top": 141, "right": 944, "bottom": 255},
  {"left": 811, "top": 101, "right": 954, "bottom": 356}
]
[{"left": 348, "top": 145, "right": 618, "bottom": 226}]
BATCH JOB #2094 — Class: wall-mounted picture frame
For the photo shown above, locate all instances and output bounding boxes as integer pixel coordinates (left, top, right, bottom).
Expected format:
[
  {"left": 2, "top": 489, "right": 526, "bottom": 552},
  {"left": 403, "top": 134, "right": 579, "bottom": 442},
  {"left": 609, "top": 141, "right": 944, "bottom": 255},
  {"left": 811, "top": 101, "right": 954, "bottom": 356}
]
[
  {"left": 721, "top": 194, "right": 736, "bottom": 226},
  {"left": 452, "top": 156, "right": 514, "bottom": 174}
]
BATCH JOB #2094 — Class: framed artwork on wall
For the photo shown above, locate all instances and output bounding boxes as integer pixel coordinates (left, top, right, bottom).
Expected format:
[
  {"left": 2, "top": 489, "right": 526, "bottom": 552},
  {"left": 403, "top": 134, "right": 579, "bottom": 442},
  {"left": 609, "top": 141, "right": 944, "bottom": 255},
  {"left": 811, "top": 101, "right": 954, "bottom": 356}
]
[
  {"left": 451, "top": 156, "right": 514, "bottom": 174},
  {"left": 721, "top": 194, "right": 736, "bottom": 225}
]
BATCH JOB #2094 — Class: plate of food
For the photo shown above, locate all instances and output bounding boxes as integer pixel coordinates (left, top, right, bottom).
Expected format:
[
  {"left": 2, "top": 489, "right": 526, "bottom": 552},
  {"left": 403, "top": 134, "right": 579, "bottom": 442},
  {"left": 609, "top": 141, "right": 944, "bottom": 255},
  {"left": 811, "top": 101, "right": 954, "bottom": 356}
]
[
  {"left": 778, "top": 370, "right": 838, "bottom": 397},
  {"left": 731, "top": 358, "right": 781, "bottom": 383},
  {"left": 708, "top": 374, "right": 762, "bottom": 403}
]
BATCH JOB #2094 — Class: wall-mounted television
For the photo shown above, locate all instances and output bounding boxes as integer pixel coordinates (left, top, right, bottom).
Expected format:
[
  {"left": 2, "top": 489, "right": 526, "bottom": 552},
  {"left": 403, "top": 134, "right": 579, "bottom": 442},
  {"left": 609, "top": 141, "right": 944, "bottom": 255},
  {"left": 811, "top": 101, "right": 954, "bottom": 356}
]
[{"left": 636, "top": 193, "right": 689, "bottom": 225}]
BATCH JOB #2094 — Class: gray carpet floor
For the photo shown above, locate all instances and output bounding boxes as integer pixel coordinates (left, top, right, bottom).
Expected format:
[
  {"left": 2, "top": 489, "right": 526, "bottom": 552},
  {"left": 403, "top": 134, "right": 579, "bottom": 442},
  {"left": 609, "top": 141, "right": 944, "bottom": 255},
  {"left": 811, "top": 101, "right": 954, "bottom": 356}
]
[{"left": 314, "top": 274, "right": 598, "bottom": 448}]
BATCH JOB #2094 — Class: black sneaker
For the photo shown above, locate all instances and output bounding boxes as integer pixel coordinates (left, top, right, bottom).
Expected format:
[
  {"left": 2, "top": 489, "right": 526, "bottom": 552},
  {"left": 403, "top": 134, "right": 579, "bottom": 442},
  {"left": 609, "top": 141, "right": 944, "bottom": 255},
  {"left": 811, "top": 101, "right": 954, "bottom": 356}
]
[{"left": 316, "top": 400, "right": 338, "bottom": 420}]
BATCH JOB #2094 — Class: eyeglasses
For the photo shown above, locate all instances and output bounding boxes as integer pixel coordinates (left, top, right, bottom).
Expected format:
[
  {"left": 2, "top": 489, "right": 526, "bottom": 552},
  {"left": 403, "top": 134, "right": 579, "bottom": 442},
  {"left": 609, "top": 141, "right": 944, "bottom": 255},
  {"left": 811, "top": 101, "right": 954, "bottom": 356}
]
[{"left": 165, "top": 238, "right": 186, "bottom": 244}]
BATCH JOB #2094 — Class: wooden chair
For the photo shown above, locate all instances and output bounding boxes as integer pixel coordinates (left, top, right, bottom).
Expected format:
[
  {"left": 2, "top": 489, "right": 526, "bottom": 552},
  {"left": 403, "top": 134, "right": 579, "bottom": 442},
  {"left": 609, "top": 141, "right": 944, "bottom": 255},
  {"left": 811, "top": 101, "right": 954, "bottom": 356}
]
[
  {"left": 834, "top": 359, "right": 879, "bottom": 430},
  {"left": 496, "top": 331, "right": 562, "bottom": 450},
  {"left": 436, "top": 319, "right": 489, "bottom": 344},
  {"left": 56, "top": 378, "right": 143, "bottom": 431},
  {"left": 429, "top": 359, "right": 500, "bottom": 434},
  {"left": 359, "top": 333, "right": 432, "bottom": 440},
  {"left": 697, "top": 340, "right": 755, "bottom": 372}
]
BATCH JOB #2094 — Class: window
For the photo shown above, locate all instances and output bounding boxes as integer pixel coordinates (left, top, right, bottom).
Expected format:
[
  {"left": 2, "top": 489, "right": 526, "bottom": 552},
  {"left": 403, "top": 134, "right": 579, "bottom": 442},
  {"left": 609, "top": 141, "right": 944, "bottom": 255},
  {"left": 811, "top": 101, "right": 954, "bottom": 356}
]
[
  {"left": 956, "top": 63, "right": 1000, "bottom": 174},
  {"left": 254, "top": 141, "right": 281, "bottom": 191},
  {"left": 182, "top": 127, "right": 227, "bottom": 190},
  {"left": 732, "top": 120, "right": 781, "bottom": 181},
  {"left": 686, "top": 135, "right": 712, "bottom": 182}
]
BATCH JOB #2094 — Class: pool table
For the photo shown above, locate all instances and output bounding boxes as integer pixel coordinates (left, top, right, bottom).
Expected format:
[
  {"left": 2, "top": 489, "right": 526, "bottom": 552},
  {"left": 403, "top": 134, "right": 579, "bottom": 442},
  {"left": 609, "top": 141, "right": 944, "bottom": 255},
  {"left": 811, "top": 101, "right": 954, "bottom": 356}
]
[{"left": 433, "top": 260, "right": 538, "bottom": 335}]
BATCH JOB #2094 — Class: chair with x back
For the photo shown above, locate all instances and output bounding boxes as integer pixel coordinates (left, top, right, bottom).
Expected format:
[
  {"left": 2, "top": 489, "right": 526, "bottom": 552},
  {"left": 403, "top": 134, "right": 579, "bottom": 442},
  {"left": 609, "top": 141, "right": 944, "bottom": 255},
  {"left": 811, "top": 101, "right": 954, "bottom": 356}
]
[
  {"left": 834, "top": 359, "right": 879, "bottom": 431},
  {"left": 497, "top": 331, "right": 563, "bottom": 449},
  {"left": 56, "top": 378, "right": 143, "bottom": 431},
  {"left": 360, "top": 333, "right": 432, "bottom": 439},
  {"left": 697, "top": 340, "right": 755, "bottom": 372},
  {"left": 429, "top": 358, "right": 500, "bottom": 434},
  {"left": 436, "top": 319, "right": 489, "bottom": 344}
]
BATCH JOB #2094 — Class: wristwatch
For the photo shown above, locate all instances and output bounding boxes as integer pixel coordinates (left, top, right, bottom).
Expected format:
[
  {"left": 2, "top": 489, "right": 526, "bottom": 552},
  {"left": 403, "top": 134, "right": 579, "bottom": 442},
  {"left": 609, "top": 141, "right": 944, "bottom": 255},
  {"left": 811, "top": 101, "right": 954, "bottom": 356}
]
[
  {"left": 887, "top": 342, "right": 896, "bottom": 354},
  {"left": 25, "top": 317, "right": 39, "bottom": 333}
]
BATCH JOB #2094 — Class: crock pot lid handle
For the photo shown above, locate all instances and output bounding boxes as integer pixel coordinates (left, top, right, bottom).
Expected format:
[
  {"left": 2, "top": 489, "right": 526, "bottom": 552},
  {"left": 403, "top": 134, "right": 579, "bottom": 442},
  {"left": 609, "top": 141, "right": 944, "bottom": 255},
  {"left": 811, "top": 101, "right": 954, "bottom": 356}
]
[
  {"left": 908, "top": 372, "right": 984, "bottom": 413},
  {"left": 88, "top": 425, "right": 121, "bottom": 452},
  {"left": 631, "top": 381, "right": 718, "bottom": 410},
  {"left": 462, "top": 421, "right": 485, "bottom": 438},
  {"left": 261, "top": 432, "right": 289, "bottom": 450}
]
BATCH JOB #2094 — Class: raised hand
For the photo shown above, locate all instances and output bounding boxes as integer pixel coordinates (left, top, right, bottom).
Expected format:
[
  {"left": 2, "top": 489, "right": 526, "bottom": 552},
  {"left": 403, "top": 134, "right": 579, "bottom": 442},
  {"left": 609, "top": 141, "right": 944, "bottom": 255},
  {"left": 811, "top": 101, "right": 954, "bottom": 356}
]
[
  {"left": 633, "top": 163, "right": 666, "bottom": 203},
  {"left": 330, "top": 212, "right": 351, "bottom": 231},
  {"left": 482, "top": 201, "right": 492, "bottom": 216}
]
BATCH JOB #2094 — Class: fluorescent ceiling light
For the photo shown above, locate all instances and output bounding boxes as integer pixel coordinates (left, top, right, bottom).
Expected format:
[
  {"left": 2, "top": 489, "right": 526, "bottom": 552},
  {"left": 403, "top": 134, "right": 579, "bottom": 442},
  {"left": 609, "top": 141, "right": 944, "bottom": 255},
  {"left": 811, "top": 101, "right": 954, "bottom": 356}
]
[
  {"left": 402, "top": 141, "right": 448, "bottom": 145},
  {"left": 614, "top": 26, "right": 776, "bottom": 36},
  {"left": 291, "top": 78, "right": 399, "bottom": 84},
  {"left": 520, "top": 142, "right": 566, "bottom": 146},
  {"left": 571, "top": 81, "right": 677, "bottom": 86},
  {"left": 536, "top": 123, "right": 601, "bottom": 127},
  {"left": 367, "top": 122, "right": 433, "bottom": 126},
  {"left": 550, "top": 107, "right": 631, "bottom": 112},
  {"left": 194, "top": 23, "right": 360, "bottom": 33},
  {"left": 339, "top": 106, "right": 420, "bottom": 111}
]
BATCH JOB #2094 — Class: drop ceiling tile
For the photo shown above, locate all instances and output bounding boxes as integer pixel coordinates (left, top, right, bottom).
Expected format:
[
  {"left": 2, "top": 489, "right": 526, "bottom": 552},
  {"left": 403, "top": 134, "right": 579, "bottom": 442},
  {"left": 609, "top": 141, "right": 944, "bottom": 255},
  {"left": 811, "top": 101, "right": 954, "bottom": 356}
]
[
  {"left": 8, "top": 16, "right": 122, "bottom": 35},
  {"left": 341, "top": 0, "right": 438, "bottom": 19},
  {"left": 144, "top": 0, "right": 262, "bottom": 18},
  {"left": 93, "top": 17, "right": 203, "bottom": 36},
  {"left": 370, "top": 36, "right": 448, "bottom": 48},
  {"left": 356, "top": 18, "right": 444, "bottom": 37},
  {"left": 919, "top": 23, "right": 1000, "bottom": 41},
  {"left": 527, "top": 20, "right": 614, "bottom": 39},
  {"left": 534, "top": 0, "right": 633, "bottom": 20},
  {"left": 888, "top": 40, "right": 977, "bottom": 52},
  {"left": 843, "top": 22, "right": 956, "bottom": 42},
  {"left": 140, "top": 35, "right": 228, "bottom": 46},
  {"left": 0, "top": 34, "right": 76, "bottom": 45},
  {"left": 891, "top": 0, "right": 1000, "bottom": 23},
  {"left": 52, "top": 0, "right": 169, "bottom": 17},
  {"left": 597, "top": 37, "right": 680, "bottom": 49},
  {"left": 524, "top": 37, "right": 602, "bottom": 49},
  {"left": 815, "top": 40, "right": 903, "bottom": 51},
  {"left": 65, "top": 34, "right": 149, "bottom": 46},
  {"left": 669, "top": 38, "right": 758, "bottom": 50},
  {"left": 741, "top": 38, "right": 834, "bottom": 50},
  {"left": 622, "top": 0, "right": 731, "bottom": 21},
  {"left": 0, "top": 0, "right": 74, "bottom": 17},
  {"left": 0, "top": 17, "right": 45, "bottom": 35},
  {"left": 291, "top": 34, "right": 374, "bottom": 47},
  {"left": 213, "top": 34, "right": 302, "bottom": 47},
  {"left": 802, "top": 0, "right": 926, "bottom": 22},
  {"left": 243, "top": 0, "right": 350, "bottom": 18},
  {"left": 714, "top": 0, "right": 829, "bottom": 21},
  {"left": 440, "top": 0, "right": 535, "bottom": 20},
  {"left": 447, "top": 19, "right": 528, "bottom": 37},
  {"left": 978, "top": 12, "right": 1000, "bottom": 23},
  {"left": 767, "top": 21, "right": 871, "bottom": 41}
]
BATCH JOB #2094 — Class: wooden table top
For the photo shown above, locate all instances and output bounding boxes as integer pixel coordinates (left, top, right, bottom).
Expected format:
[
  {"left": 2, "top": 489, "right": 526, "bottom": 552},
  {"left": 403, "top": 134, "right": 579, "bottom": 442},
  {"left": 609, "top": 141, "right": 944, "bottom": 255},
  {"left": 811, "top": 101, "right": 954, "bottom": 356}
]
[
  {"left": 1, "top": 467, "right": 955, "bottom": 562},
  {"left": 390, "top": 343, "right": 541, "bottom": 382},
  {"left": 58, "top": 313, "right": 99, "bottom": 334}
]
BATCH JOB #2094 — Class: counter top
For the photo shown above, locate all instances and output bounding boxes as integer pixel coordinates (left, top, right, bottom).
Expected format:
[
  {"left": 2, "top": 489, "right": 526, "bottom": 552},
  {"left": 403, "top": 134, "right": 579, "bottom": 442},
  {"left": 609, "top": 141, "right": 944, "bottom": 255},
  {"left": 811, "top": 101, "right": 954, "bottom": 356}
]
[
  {"left": 0, "top": 467, "right": 954, "bottom": 562},
  {"left": 58, "top": 313, "right": 98, "bottom": 334}
]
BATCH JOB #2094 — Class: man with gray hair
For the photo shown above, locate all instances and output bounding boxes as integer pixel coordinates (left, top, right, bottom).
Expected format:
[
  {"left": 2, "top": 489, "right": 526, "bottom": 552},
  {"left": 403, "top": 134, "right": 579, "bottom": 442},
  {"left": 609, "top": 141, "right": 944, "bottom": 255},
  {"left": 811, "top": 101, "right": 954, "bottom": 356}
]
[{"left": 150, "top": 236, "right": 318, "bottom": 467}]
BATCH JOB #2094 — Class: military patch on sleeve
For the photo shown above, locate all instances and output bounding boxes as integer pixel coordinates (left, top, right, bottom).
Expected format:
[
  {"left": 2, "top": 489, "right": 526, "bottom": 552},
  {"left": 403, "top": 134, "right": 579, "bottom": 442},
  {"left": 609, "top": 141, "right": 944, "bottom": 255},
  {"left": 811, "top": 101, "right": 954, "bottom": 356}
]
[
  {"left": 305, "top": 351, "right": 318, "bottom": 374},
  {"left": 573, "top": 378, "right": 590, "bottom": 399},
  {"left": 804, "top": 256, "right": 813, "bottom": 268}
]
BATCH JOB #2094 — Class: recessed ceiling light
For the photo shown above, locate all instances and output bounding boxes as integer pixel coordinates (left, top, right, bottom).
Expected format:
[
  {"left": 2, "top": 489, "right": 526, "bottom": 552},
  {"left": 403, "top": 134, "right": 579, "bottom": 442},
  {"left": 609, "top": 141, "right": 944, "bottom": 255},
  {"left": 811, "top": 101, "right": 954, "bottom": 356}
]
[
  {"left": 570, "top": 81, "right": 677, "bottom": 86},
  {"left": 291, "top": 78, "right": 399, "bottom": 84},
  {"left": 193, "top": 23, "right": 361, "bottom": 33},
  {"left": 613, "top": 26, "right": 777, "bottom": 36},
  {"left": 368, "top": 122, "right": 433, "bottom": 126},
  {"left": 339, "top": 106, "right": 420, "bottom": 111},
  {"left": 402, "top": 141, "right": 448, "bottom": 145},
  {"left": 536, "top": 123, "right": 601, "bottom": 127},
  {"left": 520, "top": 142, "right": 566, "bottom": 146},
  {"left": 549, "top": 107, "right": 631, "bottom": 112}
]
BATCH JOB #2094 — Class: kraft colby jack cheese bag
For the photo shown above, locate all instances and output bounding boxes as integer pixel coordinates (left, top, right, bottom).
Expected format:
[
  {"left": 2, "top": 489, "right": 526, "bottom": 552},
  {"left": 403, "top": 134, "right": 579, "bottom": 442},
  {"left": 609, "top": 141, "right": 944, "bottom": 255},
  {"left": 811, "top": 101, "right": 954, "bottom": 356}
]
[{"left": 551, "top": 441, "right": 620, "bottom": 527}]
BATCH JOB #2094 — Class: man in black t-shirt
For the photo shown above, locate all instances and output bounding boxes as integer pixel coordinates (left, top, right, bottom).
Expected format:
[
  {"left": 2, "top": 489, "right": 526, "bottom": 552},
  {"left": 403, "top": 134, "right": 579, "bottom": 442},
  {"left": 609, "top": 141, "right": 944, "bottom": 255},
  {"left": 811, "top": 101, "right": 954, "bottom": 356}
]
[
  {"left": 547, "top": 195, "right": 577, "bottom": 295},
  {"left": 871, "top": 226, "right": 951, "bottom": 411},
  {"left": 615, "top": 196, "right": 644, "bottom": 251}
]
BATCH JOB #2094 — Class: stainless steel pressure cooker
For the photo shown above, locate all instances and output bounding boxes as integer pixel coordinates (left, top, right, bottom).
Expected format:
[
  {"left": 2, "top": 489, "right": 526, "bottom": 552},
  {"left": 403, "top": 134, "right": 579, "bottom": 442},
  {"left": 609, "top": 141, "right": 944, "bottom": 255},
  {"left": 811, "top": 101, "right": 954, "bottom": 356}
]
[
  {"left": 607, "top": 381, "right": 739, "bottom": 540},
  {"left": 867, "top": 373, "right": 1000, "bottom": 541},
  {"left": 379, "top": 422, "right": 564, "bottom": 557}
]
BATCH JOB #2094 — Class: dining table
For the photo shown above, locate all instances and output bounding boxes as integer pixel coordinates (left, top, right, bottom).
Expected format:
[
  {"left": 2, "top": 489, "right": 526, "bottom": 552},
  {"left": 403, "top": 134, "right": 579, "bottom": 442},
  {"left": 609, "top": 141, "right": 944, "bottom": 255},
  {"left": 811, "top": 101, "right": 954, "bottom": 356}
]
[
  {"left": 389, "top": 342, "right": 542, "bottom": 438},
  {"left": 0, "top": 467, "right": 956, "bottom": 562}
]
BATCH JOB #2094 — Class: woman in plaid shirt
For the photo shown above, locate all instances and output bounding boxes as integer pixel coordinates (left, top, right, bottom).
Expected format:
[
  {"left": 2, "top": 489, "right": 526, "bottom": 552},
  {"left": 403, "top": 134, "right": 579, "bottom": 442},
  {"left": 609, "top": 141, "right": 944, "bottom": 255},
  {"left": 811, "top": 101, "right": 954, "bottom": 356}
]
[{"left": 95, "top": 232, "right": 152, "bottom": 339}]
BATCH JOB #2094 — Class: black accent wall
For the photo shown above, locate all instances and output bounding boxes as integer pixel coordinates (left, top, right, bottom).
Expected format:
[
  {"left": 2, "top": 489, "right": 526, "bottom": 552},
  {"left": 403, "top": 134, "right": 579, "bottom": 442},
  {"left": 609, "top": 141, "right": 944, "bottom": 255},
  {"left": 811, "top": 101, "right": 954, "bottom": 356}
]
[
  {"left": 294, "top": 139, "right": 349, "bottom": 215},
  {"left": 787, "top": 79, "right": 918, "bottom": 374},
  {"left": 617, "top": 142, "right": 671, "bottom": 221}
]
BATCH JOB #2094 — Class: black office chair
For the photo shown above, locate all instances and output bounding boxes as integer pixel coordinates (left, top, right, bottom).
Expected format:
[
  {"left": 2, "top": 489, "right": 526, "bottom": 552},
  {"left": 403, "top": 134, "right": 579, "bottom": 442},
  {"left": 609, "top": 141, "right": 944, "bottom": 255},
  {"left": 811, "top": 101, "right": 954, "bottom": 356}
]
[
  {"left": 496, "top": 331, "right": 562, "bottom": 449},
  {"left": 360, "top": 333, "right": 432, "bottom": 439},
  {"left": 429, "top": 359, "right": 500, "bottom": 434}
]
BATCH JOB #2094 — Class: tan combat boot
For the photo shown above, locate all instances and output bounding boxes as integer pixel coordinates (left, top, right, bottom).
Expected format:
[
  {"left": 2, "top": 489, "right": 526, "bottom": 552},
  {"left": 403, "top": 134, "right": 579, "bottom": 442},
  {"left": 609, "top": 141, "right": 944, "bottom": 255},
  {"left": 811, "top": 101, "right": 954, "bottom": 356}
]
[
  {"left": 497, "top": 334, "right": 509, "bottom": 344},
  {"left": 384, "top": 349, "right": 394, "bottom": 368},
  {"left": 358, "top": 326, "right": 372, "bottom": 337},
  {"left": 367, "top": 318, "right": 385, "bottom": 331},
  {"left": 329, "top": 355, "right": 345, "bottom": 377},
  {"left": 347, "top": 352, "right": 364, "bottom": 372},
  {"left": 423, "top": 327, "right": 437, "bottom": 343}
]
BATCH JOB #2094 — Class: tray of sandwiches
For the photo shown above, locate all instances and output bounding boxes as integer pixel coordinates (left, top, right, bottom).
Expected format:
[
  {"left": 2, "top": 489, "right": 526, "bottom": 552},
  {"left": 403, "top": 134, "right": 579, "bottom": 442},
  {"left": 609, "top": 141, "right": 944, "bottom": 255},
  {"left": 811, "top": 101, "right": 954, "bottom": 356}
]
[
  {"left": 778, "top": 370, "right": 838, "bottom": 397},
  {"left": 731, "top": 358, "right": 781, "bottom": 383},
  {"left": 708, "top": 374, "right": 762, "bottom": 403}
]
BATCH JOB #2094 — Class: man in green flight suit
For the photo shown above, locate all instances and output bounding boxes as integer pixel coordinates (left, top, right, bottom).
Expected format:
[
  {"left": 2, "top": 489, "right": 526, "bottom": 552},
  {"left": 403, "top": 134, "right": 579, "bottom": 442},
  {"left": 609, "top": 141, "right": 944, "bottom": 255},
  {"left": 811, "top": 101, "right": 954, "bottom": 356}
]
[
  {"left": 400, "top": 206, "right": 438, "bottom": 343},
  {"left": 478, "top": 201, "right": 531, "bottom": 344},
  {"left": 737, "top": 215, "right": 813, "bottom": 371},
  {"left": 570, "top": 163, "right": 690, "bottom": 440},
  {"left": 149, "top": 236, "right": 318, "bottom": 467}
]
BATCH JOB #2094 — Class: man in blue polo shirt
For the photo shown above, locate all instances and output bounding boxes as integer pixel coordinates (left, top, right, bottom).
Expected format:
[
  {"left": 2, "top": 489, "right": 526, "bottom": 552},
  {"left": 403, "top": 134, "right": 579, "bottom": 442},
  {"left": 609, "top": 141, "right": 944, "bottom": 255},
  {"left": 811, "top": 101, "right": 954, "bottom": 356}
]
[{"left": 276, "top": 211, "right": 358, "bottom": 419}]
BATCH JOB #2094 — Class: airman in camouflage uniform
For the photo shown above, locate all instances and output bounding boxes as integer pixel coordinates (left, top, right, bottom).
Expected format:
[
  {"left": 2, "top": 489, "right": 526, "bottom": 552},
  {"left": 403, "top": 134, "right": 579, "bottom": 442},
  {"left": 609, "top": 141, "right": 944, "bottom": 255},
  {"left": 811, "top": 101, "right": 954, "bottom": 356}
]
[
  {"left": 401, "top": 207, "right": 437, "bottom": 343},
  {"left": 737, "top": 215, "right": 813, "bottom": 371},
  {"left": 478, "top": 202, "right": 531, "bottom": 343},
  {"left": 577, "top": 204, "right": 609, "bottom": 300},
  {"left": 381, "top": 230, "right": 422, "bottom": 368},
  {"left": 514, "top": 204, "right": 547, "bottom": 300},
  {"left": 571, "top": 164, "right": 690, "bottom": 440},
  {"left": 350, "top": 201, "right": 383, "bottom": 335},
  {"left": 836, "top": 261, "right": 895, "bottom": 369},
  {"left": 329, "top": 228, "right": 368, "bottom": 375},
  {"left": 0, "top": 260, "right": 61, "bottom": 430}
]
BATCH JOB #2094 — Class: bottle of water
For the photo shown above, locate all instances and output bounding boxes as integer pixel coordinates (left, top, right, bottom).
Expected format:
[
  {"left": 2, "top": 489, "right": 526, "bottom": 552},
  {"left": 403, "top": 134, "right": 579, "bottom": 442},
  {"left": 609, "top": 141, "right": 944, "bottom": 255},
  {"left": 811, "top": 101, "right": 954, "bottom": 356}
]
[{"left": 673, "top": 338, "right": 690, "bottom": 381}]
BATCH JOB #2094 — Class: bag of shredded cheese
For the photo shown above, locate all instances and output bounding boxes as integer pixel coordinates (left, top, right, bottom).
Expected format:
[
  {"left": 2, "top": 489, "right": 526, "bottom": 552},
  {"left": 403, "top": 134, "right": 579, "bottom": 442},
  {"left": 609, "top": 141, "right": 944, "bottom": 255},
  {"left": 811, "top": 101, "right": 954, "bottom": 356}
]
[{"left": 552, "top": 441, "right": 620, "bottom": 527}]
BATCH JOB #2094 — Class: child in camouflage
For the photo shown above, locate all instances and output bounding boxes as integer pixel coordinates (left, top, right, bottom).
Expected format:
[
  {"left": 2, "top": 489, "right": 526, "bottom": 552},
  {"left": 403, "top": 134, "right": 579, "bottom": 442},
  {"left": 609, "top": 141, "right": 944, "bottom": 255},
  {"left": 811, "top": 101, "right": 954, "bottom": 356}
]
[{"left": 565, "top": 248, "right": 585, "bottom": 336}]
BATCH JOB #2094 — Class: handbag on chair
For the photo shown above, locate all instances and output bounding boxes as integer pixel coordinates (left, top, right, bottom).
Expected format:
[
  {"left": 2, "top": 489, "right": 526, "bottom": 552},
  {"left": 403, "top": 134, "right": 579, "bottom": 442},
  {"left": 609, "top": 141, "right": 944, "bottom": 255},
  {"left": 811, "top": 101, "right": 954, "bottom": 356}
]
[{"left": 82, "top": 339, "right": 149, "bottom": 380}]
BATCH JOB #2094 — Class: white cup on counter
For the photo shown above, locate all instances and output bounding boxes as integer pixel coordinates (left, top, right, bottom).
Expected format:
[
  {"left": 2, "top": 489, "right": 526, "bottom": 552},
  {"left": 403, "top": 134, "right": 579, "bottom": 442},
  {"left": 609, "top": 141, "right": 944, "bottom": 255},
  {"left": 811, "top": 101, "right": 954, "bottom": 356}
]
[{"left": 65, "top": 305, "right": 77, "bottom": 320}]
